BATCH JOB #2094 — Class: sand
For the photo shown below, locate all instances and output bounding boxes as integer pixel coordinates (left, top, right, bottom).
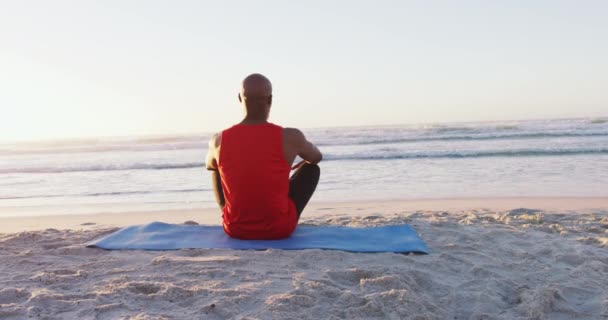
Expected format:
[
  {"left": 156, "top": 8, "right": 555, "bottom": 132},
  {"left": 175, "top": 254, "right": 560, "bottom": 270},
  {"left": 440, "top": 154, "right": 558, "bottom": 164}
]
[{"left": 0, "top": 198, "right": 607, "bottom": 319}]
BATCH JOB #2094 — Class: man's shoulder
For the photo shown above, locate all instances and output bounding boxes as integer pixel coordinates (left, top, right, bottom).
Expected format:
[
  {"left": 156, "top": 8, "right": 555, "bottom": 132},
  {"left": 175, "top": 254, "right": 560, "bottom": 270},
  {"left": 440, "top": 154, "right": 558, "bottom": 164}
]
[
  {"left": 282, "top": 127, "right": 304, "bottom": 139},
  {"left": 282, "top": 127, "right": 307, "bottom": 149},
  {"left": 208, "top": 132, "right": 222, "bottom": 148}
]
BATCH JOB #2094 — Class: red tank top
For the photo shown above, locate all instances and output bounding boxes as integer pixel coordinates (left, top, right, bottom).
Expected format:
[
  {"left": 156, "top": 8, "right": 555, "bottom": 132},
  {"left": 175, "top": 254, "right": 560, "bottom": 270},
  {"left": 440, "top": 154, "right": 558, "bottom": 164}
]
[{"left": 218, "top": 123, "right": 297, "bottom": 239}]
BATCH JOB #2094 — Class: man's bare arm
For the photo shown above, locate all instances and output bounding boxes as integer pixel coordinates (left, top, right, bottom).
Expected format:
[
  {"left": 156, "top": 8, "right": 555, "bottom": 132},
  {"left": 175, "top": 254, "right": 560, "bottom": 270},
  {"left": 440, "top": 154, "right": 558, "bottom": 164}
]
[
  {"left": 205, "top": 133, "right": 225, "bottom": 209},
  {"left": 291, "top": 128, "right": 322, "bottom": 164},
  {"left": 205, "top": 134, "right": 220, "bottom": 171}
]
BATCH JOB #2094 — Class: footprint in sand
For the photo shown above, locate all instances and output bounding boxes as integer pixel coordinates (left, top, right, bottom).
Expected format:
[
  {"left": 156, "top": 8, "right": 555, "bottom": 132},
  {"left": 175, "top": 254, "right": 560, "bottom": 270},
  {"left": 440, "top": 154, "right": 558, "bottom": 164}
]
[
  {"left": 0, "top": 288, "right": 31, "bottom": 304},
  {"left": 325, "top": 268, "right": 380, "bottom": 287},
  {"left": 30, "top": 269, "right": 88, "bottom": 284},
  {"left": 127, "top": 282, "right": 162, "bottom": 295}
]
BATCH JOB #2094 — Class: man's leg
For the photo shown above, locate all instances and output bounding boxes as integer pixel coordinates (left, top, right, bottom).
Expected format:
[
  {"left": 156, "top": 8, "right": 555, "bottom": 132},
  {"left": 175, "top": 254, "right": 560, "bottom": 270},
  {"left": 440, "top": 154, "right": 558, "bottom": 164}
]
[
  {"left": 289, "top": 163, "right": 320, "bottom": 220},
  {"left": 211, "top": 171, "right": 225, "bottom": 210}
]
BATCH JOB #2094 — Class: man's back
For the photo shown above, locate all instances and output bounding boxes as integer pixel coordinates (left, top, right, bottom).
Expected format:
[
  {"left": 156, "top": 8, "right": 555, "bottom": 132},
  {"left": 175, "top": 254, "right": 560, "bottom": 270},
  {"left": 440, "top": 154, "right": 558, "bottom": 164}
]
[
  {"left": 217, "top": 123, "right": 297, "bottom": 239},
  {"left": 206, "top": 73, "right": 322, "bottom": 240}
]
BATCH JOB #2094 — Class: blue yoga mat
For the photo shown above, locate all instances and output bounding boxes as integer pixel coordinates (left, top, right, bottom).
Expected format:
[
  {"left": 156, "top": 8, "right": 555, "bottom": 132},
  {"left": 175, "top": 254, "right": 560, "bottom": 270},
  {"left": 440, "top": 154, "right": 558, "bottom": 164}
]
[{"left": 88, "top": 222, "right": 428, "bottom": 253}]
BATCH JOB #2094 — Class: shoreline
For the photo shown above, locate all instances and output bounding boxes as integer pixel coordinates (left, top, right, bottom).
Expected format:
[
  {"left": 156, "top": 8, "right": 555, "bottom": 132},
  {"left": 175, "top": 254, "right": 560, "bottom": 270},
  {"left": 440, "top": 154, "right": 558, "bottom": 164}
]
[{"left": 2, "top": 196, "right": 607, "bottom": 234}]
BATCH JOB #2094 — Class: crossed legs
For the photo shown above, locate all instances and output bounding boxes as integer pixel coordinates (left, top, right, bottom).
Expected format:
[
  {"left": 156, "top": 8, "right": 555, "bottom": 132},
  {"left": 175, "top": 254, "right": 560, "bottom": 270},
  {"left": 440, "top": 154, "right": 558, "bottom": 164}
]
[
  {"left": 211, "top": 163, "right": 320, "bottom": 220},
  {"left": 288, "top": 163, "right": 320, "bottom": 219}
]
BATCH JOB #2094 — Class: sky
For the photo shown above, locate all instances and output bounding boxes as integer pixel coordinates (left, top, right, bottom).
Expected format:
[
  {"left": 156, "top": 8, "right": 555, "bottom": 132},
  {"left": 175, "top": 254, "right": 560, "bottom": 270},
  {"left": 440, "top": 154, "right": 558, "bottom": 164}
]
[{"left": 1, "top": 1, "right": 607, "bottom": 142}]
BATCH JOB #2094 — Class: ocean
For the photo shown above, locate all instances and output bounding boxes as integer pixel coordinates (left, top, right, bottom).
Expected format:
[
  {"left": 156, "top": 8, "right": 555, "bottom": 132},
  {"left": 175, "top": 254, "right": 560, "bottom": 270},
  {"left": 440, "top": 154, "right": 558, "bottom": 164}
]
[{"left": 1, "top": 118, "right": 607, "bottom": 217}]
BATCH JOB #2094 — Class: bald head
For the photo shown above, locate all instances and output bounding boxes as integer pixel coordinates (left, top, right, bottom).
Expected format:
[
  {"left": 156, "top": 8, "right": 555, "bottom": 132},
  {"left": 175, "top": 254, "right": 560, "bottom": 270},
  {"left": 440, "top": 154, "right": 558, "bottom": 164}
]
[
  {"left": 239, "top": 73, "right": 273, "bottom": 119},
  {"left": 240, "top": 73, "right": 272, "bottom": 100}
]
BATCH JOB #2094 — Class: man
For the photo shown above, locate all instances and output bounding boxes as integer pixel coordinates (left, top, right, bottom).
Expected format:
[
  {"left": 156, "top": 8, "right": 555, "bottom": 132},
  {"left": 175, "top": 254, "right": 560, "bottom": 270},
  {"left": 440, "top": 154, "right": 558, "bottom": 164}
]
[{"left": 205, "top": 73, "right": 322, "bottom": 240}]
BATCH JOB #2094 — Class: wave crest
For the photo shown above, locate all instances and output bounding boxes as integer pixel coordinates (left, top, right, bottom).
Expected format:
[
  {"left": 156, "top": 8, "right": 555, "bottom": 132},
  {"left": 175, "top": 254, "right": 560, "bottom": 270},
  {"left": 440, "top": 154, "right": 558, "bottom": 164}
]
[{"left": 3, "top": 148, "right": 607, "bottom": 174}]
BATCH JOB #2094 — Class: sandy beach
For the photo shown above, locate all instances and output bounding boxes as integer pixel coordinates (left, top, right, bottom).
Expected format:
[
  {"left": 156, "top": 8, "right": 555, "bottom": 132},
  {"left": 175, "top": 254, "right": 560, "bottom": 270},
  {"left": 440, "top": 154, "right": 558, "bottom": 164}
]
[
  {"left": 3, "top": 0, "right": 607, "bottom": 318},
  {"left": 1, "top": 197, "right": 607, "bottom": 319}
]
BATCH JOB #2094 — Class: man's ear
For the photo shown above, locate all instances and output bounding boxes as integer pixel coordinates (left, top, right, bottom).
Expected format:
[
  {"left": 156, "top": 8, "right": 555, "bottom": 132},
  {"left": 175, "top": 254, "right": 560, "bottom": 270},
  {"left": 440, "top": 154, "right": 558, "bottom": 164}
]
[
  {"left": 238, "top": 93, "right": 242, "bottom": 103},
  {"left": 268, "top": 95, "right": 273, "bottom": 105}
]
